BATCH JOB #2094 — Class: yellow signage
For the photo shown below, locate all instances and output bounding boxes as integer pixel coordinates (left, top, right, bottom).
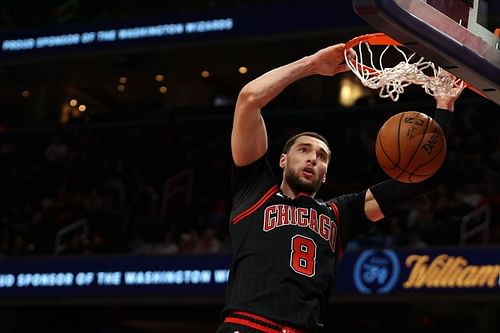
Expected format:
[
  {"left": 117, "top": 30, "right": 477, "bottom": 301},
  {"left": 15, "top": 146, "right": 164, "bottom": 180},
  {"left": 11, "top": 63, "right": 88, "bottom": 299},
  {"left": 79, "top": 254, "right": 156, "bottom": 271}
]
[{"left": 403, "top": 254, "right": 500, "bottom": 289}]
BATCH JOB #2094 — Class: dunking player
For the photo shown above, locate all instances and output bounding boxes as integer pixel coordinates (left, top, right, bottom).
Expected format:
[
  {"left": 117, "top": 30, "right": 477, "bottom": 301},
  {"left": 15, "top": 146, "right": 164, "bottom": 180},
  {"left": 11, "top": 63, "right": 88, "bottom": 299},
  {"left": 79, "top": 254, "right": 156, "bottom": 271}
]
[{"left": 216, "top": 42, "right": 461, "bottom": 332}]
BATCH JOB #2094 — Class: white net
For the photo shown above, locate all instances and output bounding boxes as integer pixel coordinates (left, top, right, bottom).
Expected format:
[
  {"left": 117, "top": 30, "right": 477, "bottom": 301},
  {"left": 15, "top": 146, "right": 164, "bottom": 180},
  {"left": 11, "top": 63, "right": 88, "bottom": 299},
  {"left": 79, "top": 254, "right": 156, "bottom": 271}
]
[{"left": 345, "top": 41, "right": 465, "bottom": 101}]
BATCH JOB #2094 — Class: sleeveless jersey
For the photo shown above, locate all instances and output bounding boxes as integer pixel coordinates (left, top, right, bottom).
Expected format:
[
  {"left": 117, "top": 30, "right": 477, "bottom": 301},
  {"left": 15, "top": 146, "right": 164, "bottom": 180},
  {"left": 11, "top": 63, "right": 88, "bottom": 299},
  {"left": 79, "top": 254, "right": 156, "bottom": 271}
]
[{"left": 221, "top": 154, "right": 370, "bottom": 331}]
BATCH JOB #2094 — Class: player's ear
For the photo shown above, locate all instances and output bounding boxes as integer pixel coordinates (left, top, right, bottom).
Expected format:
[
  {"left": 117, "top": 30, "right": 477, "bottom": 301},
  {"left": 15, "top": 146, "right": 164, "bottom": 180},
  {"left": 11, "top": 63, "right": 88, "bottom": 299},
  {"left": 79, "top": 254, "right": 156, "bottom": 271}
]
[{"left": 279, "top": 154, "right": 287, "bottom": 169}]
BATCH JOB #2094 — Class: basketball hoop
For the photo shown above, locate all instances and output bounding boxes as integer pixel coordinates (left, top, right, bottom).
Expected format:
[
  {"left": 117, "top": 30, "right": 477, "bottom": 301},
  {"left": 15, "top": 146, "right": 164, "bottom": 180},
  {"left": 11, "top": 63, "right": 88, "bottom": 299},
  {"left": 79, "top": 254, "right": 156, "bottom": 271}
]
[{"left": 344, "top": 33, "right": 469, "bottom": 102}]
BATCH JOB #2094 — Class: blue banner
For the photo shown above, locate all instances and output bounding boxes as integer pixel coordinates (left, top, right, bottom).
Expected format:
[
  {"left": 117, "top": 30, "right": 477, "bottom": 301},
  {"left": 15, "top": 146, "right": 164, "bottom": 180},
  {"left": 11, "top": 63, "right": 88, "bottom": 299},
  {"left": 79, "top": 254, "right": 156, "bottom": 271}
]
[
  {"left": 0, "top": 1, "right": 362, "bottom": 61},
  {"left": 0, "top": 254, "right": 232, "bottom": 302},
  {"left": 335, "top": 247, "right": 500, "bottom": 297},
  {"left": 1, "top": 247, "right": 499, "bottom": 304}
]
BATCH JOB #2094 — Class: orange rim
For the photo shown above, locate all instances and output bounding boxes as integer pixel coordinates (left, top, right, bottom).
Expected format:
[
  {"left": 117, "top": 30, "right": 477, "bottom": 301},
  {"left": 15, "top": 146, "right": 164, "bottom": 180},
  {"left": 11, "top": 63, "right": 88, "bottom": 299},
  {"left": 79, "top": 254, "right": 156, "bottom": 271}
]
[
  {"left": 344, "top": 32, "right": 402, "bottom": 75},
  {"left": 466, "top": 83, "right": 490, "bottom": 100},
  {"left": 344, "top": 32, "right": 402, "bottom": 51}
]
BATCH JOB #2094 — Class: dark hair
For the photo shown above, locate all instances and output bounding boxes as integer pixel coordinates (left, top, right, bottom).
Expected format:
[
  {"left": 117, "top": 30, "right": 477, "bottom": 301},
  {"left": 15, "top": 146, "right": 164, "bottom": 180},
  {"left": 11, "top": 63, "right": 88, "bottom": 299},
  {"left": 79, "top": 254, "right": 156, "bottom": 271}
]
[{"left": 282, "top": 131, "right": 331, "bottom": 159}]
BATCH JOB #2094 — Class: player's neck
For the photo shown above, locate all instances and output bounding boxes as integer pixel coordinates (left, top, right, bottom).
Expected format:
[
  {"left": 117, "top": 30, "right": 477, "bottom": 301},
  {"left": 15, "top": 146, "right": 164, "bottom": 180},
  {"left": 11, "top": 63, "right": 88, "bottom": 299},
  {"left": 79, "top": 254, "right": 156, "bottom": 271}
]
[{"left": 280, "top": 182, "right": 316, "bottom": 199}]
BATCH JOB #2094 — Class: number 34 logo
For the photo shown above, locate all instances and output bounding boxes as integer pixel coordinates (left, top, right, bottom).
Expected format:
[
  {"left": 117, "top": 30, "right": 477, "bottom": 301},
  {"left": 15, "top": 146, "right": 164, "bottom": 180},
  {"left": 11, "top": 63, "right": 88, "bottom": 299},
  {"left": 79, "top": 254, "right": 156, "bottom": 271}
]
[{"left": 353, "top": 249, "right": 400, "bottom": 294}]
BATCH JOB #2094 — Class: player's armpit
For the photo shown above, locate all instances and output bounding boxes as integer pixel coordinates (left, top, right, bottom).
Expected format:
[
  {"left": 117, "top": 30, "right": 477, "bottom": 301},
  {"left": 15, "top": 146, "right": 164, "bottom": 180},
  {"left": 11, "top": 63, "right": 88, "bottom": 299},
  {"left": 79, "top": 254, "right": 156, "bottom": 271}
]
[{"left": 369, "top": 178, "right": 436, "bottom": 218}]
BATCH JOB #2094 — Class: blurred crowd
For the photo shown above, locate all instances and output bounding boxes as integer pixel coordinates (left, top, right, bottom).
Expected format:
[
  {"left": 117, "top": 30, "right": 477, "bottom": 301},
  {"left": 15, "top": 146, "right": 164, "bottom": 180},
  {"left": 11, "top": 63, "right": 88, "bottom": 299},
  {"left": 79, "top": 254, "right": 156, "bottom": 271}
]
[{"left": 0, "top": 100, "right": 499, "bottom": 257}]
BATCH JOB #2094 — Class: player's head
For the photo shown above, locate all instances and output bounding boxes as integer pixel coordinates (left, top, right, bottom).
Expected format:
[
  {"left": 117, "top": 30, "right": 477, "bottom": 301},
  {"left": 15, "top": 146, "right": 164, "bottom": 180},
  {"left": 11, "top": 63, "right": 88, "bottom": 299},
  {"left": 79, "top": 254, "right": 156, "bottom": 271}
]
[{"left": 280, "top": 132, "right": 331, "bottom": 196}]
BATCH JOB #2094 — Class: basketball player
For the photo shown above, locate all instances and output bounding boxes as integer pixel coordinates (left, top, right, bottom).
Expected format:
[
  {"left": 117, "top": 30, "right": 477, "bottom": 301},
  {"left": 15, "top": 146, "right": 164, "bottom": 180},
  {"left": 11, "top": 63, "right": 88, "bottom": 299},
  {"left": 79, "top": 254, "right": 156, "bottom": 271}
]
[{"left": 217, "top": 42, "right": 461, "bottom": 333}]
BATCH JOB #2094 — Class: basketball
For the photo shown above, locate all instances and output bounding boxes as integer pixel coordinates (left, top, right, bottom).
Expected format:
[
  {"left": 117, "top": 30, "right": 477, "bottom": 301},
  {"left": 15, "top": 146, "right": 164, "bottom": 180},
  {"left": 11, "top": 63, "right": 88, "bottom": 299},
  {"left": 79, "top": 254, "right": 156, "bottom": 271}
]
[{"left": 375, "top": 111, "right": 446, "bottom": 183}]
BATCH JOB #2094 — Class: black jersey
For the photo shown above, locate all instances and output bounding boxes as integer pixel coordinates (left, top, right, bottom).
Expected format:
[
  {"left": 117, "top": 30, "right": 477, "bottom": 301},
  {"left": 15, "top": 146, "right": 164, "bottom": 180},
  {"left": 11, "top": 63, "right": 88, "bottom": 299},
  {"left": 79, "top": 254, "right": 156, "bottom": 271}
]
[{"left": 222, "top": 154, "right": 370, "bottom": 331}]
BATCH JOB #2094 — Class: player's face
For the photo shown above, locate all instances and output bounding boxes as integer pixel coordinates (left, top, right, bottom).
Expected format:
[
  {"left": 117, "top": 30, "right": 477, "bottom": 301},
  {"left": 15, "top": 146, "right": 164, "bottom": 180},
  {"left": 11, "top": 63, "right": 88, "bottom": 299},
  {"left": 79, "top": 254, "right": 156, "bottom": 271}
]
[{"left": 280, "top": 136, "right": 330, "bottom": 195}]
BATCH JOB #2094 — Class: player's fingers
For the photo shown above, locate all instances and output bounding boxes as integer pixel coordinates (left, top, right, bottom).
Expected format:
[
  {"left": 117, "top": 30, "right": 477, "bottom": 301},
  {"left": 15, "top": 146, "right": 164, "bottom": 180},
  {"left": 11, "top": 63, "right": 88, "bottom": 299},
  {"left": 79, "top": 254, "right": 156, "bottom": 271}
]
[
  {"left": 345, "top": 49, "right": 355, "bottom": 62},
  {"left": 336, "top": 64, "right": 350, "bottom": 73}
]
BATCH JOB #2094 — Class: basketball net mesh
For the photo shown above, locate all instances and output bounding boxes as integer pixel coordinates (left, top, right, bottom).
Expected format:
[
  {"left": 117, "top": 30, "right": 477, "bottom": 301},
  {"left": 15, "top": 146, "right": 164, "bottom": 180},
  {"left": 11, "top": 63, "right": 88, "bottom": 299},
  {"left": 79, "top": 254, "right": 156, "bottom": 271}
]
[{"left": 345, "top": 41, "right": 465, "bottom": 102}]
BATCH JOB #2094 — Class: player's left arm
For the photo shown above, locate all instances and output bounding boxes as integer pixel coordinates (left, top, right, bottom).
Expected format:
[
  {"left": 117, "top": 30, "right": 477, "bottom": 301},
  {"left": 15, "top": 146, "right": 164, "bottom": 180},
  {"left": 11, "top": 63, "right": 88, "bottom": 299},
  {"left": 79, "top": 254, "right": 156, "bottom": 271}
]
[{"left": 364, "top": 90, "right": 463, "bottom": 222}]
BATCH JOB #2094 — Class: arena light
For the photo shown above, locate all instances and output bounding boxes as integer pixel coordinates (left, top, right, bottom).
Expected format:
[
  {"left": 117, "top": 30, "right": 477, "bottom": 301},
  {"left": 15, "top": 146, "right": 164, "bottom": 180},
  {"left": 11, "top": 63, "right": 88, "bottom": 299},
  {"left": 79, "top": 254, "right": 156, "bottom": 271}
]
[
  {"left": 339, "top": 76, "right": 368, "bottom": 107},
  {"left": 201, "top": 70, "right": 210, "bottom": 78}
]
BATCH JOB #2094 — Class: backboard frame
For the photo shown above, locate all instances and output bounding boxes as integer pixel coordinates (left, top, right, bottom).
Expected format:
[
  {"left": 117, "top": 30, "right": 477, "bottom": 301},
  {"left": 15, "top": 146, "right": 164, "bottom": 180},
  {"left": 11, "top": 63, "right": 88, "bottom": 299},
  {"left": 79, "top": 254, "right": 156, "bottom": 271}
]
[{"left": 352, "top": 0, "right": 500, "bottom": 105}]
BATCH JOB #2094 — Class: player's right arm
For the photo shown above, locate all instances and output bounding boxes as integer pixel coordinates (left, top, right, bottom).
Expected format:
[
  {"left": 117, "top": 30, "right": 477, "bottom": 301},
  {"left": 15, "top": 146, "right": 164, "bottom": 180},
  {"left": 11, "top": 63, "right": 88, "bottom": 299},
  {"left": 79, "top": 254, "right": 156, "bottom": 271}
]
[
  {"left": 366, "top": 90, "right": 462, "bottom": 221},
  {"left": 231, "top": 43, "right": 350, "bottom": 166}
]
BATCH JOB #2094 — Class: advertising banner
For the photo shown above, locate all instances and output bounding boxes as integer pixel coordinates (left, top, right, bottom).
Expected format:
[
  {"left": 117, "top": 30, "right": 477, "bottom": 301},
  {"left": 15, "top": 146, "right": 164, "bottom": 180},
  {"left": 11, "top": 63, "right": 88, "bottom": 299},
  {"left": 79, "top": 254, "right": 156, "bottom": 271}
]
[
  {"left": 1, "top": 247, "right": 499, "bottom": 304},
  {"left": 335, "top": 247, "right": 500, "bottom": 298}
]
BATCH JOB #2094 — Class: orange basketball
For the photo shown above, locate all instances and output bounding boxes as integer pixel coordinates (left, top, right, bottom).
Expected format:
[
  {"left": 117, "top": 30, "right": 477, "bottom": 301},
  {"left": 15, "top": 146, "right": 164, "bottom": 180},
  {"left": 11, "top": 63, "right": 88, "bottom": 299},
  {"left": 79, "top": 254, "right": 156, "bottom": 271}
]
[{"left": 375, "top": 111, "right": 446, "bottom": 183}]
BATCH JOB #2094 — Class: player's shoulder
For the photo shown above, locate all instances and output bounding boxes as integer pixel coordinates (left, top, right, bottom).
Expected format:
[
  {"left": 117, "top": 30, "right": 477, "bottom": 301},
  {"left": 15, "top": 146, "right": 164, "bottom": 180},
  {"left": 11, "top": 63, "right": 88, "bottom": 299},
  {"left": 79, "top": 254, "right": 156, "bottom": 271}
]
[
  {"left": 325, "top": 192, "right": 360, "bottom": 204},
  {"left": 324, "top": 192, "right": 364, "bottom": 213},
  {"left": 232, "top": 153, "right": 275, "bottom": 191},
  {"left": 315, "top": 197, "right": 330, "bottom": 208},
  {"left": 315, "top": 197, "right": 337, "bottom": 214}
]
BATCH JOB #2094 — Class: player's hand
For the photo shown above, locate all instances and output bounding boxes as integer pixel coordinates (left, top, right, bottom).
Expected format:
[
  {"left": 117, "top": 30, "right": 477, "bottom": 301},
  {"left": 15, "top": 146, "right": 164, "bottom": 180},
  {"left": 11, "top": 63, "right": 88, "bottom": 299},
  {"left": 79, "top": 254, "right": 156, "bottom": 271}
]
[
  {"left": 434, "top": 70, "right": 465, "bottom": 112},
  {"left": 307, "top": 43, "right": 351, "bottom": 77},
  {"left": 434, "top": 88, "right": 464, "bottom": 112}
]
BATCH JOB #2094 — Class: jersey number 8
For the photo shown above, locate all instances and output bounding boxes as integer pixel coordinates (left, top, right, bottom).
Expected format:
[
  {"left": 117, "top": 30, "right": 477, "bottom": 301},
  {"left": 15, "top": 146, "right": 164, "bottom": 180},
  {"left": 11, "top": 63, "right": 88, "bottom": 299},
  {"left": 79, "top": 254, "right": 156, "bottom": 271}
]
[{"left": 290, "top": 235, "right": 317, "bottom": 277}]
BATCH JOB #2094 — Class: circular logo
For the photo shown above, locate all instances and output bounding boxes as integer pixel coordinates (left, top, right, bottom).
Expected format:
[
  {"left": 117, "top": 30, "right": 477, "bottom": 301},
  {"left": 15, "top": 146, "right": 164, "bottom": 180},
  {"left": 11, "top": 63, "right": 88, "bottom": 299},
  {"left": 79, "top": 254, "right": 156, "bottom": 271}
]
[{"left": 353, "top": 249, "right": 400, "bottom": 294}]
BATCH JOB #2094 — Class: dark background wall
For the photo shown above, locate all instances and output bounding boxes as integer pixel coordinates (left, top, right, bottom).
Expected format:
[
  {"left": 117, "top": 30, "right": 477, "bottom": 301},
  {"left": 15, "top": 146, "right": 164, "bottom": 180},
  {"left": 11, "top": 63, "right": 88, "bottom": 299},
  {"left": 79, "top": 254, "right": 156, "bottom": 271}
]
[{"left": 0, "top": 1, "right": 499, "bottom": 332}]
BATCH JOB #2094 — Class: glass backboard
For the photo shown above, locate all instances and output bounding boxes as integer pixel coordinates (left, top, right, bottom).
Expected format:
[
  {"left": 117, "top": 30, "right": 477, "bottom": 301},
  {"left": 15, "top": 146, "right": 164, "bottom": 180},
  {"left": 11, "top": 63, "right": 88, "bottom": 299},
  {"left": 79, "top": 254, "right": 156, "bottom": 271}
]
[{"left": 352, "top": 0, "right": 500, "bottom": 105}]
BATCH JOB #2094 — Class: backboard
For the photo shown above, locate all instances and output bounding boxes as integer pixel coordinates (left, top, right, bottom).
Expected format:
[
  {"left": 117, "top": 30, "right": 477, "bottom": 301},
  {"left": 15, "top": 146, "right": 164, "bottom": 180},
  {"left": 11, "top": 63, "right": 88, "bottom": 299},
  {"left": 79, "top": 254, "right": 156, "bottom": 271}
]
[{"left": 352, "top": 0, "right": 500, "bottom": 105}]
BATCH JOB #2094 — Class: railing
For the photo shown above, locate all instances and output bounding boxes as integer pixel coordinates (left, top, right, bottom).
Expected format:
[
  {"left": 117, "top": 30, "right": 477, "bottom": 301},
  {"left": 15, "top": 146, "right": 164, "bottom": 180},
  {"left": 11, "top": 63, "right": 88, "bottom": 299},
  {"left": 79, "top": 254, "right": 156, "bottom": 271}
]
[
  {"left": 54, "top": 218, "right": 89, "bottom": 254},
  {"left": 459, "top": 204, "right": 491, "bottom": 245},
  {"left": 160, "top": 168, "right": 194, "bottom": 220}
]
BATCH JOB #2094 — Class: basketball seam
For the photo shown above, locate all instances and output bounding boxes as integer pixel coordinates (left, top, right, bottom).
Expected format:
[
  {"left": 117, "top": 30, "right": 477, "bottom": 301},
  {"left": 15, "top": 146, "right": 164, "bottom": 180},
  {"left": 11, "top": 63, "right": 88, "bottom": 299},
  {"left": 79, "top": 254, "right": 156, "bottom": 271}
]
[
  {"left": 412, "top": 144, "right": 446, "bottom": 173},
  {"left": 394, "top": 112, "right": 405, "bottom": 180},
  {"left": 409, "top": 141, "right": 447, "bottom": 180},
  {"left": 376, "top": 131, "right": 399, "bottom": 170},
  {"left": 394, "top": 113, "right": 430, "bottom": 181}
]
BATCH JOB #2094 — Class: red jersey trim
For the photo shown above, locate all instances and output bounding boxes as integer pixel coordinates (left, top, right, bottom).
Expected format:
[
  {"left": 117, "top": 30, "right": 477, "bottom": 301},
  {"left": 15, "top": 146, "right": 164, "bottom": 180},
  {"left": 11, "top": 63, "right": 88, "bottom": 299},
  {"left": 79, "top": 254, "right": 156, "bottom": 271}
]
[
  {"left": 224, "top": 311, "right": 306, "bottom": 333},
  {"left": 224, "top": 317, "right": 279, "bottom": 333},
  {"left": 329, "top": 201, "right": 339, "bottom": 220},
  {"left": 329, "top": 202, "right": 343, "bottom": 259},
  {"left": 231, "top": 311, "right": 280, "bottom": 327},
  {"left": 232, "top": 185, "right": 279, "bottom": 224}
]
